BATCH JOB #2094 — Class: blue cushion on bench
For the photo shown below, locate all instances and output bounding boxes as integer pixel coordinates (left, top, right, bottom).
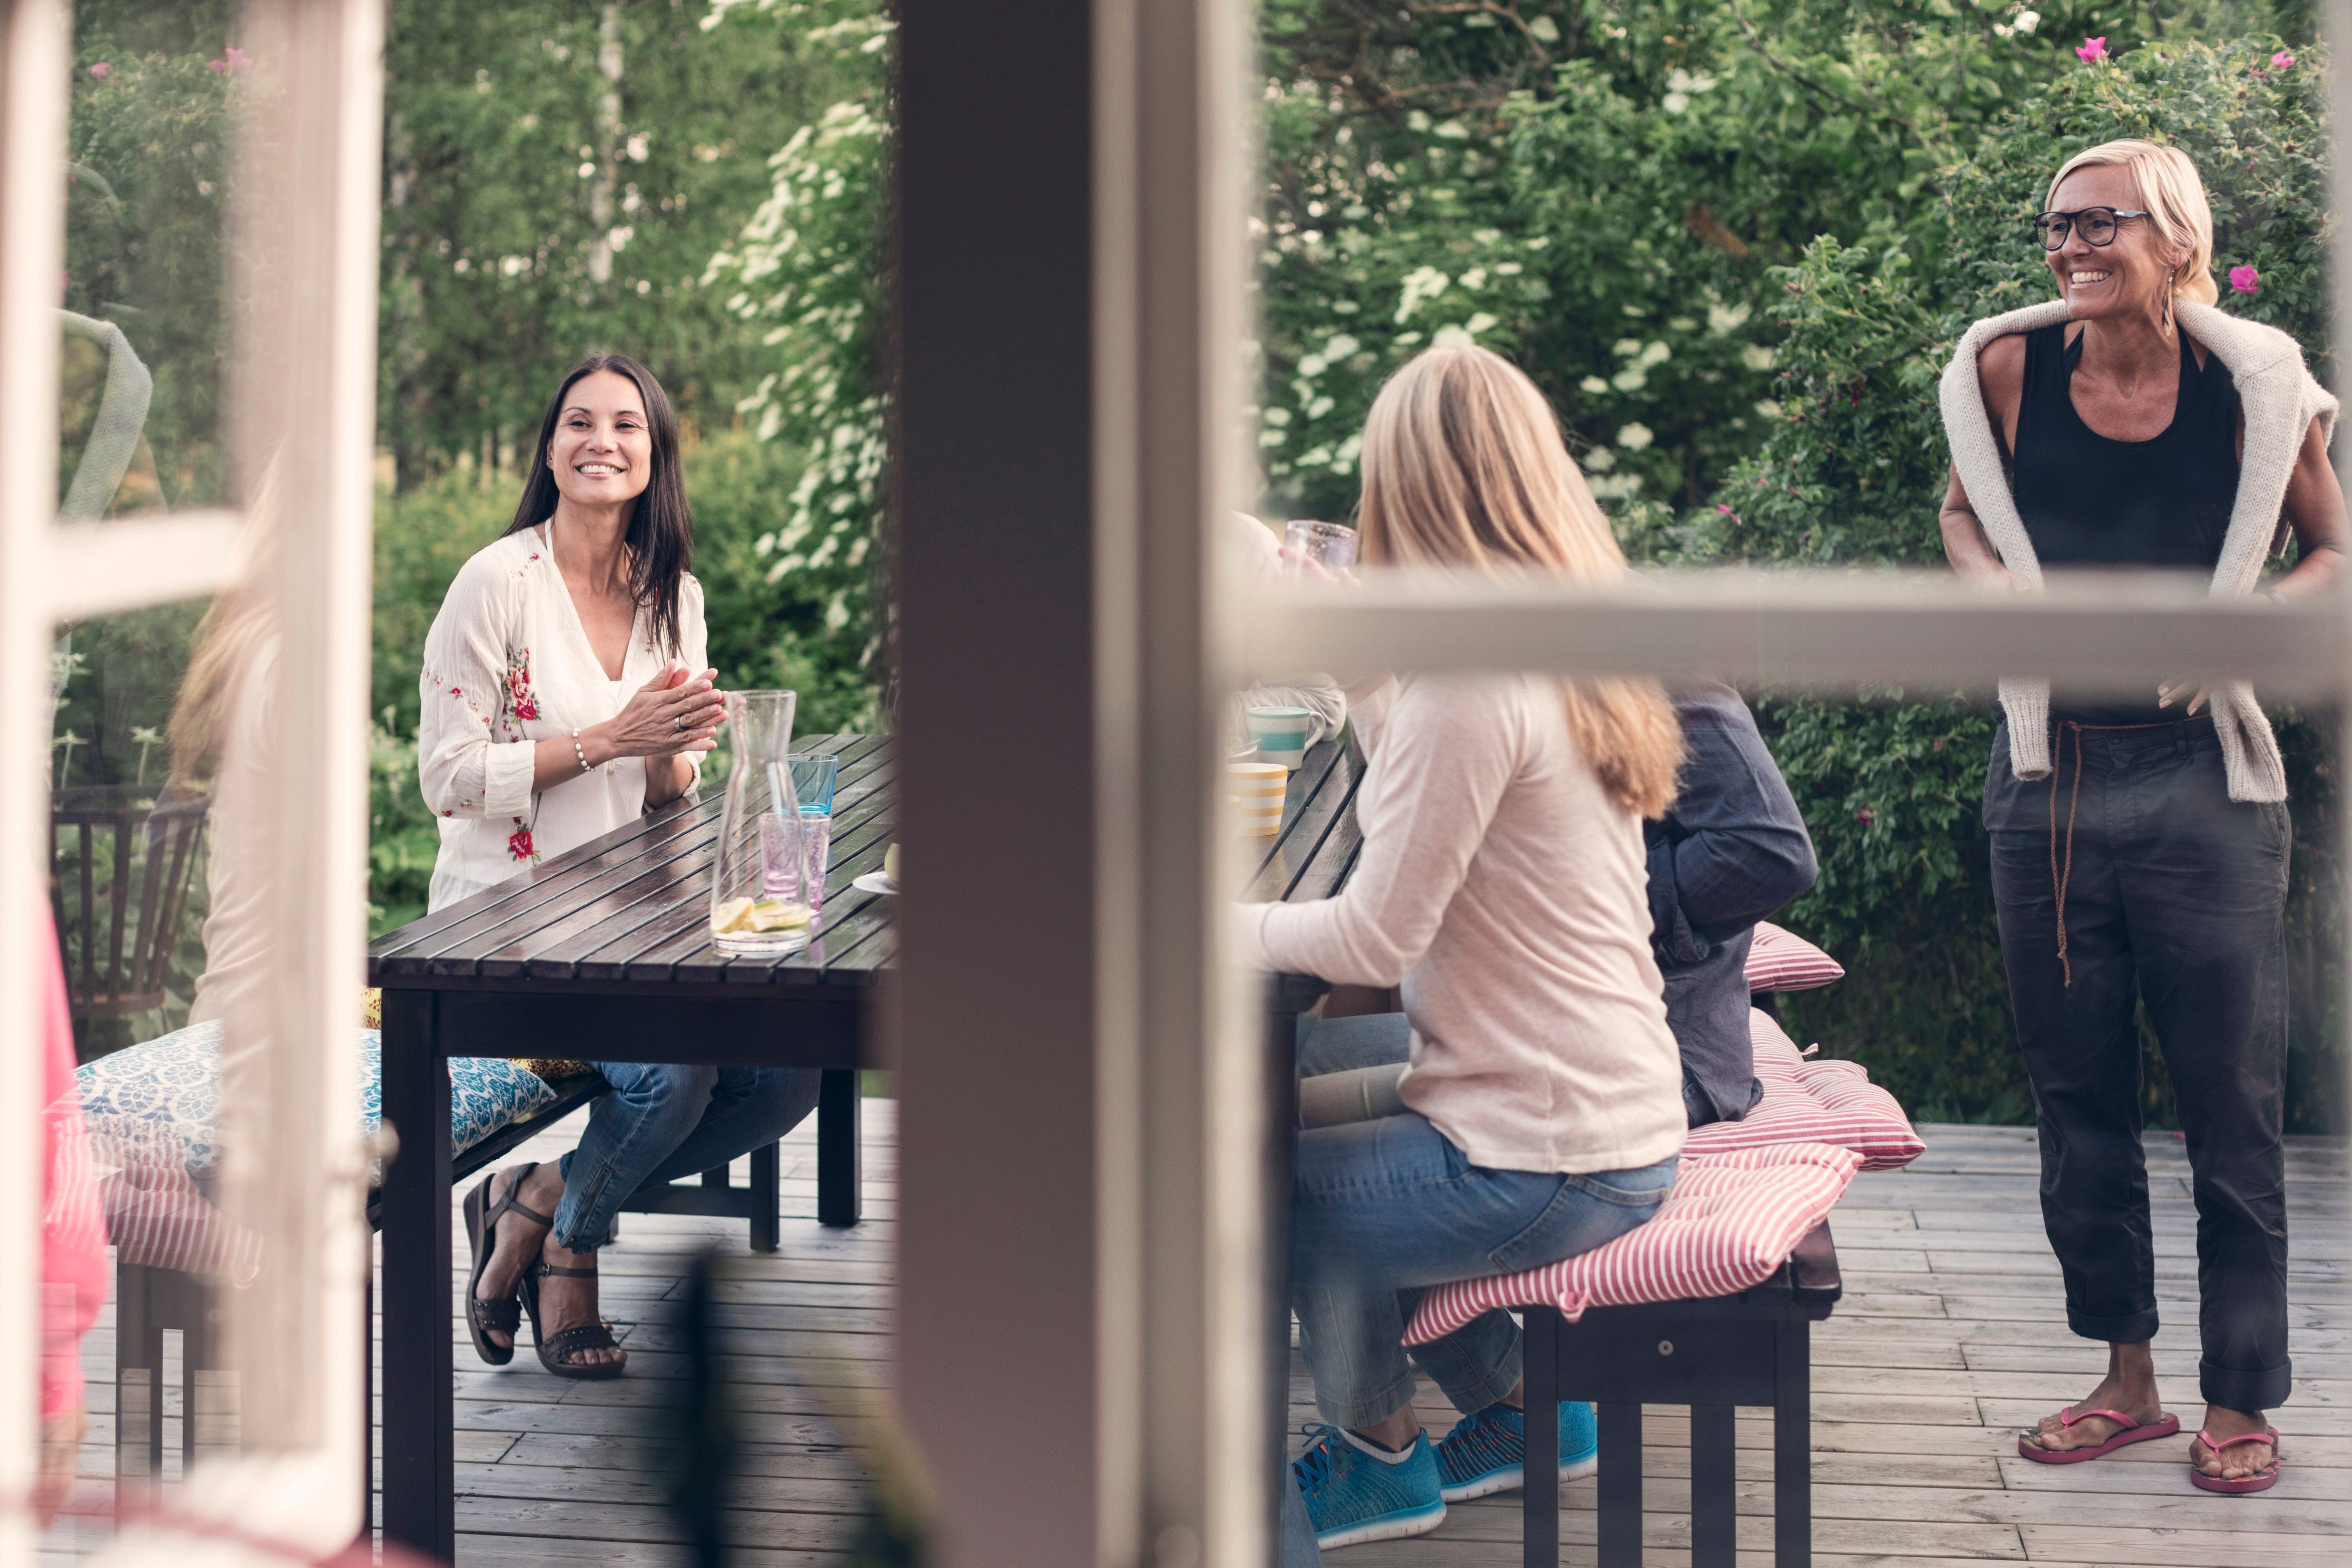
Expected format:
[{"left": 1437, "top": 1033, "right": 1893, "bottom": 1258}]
[{"left": 75, "top": 1020, "right": 560, "bottom": 1174}]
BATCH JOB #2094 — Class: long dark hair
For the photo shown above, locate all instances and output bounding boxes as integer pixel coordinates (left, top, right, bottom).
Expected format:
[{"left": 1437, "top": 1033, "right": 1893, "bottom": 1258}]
[{"left": 505, "top": 353, "right": 692, "bottom": 656}]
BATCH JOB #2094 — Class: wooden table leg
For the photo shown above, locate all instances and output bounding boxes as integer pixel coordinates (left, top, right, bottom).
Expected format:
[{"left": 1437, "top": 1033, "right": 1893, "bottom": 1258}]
[
  {"left": 817, "top": 1068, "right": 862, "bottom": 1228},
  {"left": 1266, "top": 997, "right": 1304, "bottom": 1556},
  {"left": 1774, "top": 1320, "right": 1811, "bottom": 1568},
  {"left": 1522, "top": 1306, "right": 1561, "bottom": 1568},
  {"left": 379, "top": 988, "right": 454, "bottom": 1561}
]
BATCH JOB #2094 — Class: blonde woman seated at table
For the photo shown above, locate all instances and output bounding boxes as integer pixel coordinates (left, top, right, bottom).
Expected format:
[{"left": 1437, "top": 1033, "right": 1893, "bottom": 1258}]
[
  {"left": 1238, "top": 344, "right": 1687, "bottom": 1552},
  {"left": 417, "top": 354, "right": 820, "bottom": 1379}
]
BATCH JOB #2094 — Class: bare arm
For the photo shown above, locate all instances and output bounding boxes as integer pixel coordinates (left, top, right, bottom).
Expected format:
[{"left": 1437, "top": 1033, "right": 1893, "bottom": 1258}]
[
  {"left": 2266, "top": 416, "right": 2349, "bottom": 600},
  {"left": 1939, "top": 464, "right": 2026, "bottom": 590},
  {"left": 1940, "top": 334, "right": 2032, "bottom": 592}
]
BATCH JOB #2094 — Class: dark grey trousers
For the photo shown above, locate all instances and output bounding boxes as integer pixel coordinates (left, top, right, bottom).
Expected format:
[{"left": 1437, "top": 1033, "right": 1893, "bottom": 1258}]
[{"left": 1985, "top": 716, "right": 2292, "bottom": 1411}]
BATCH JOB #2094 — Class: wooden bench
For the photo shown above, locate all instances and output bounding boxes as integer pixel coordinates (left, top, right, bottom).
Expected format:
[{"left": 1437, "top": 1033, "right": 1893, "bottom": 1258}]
[{"left": 1520, "top": 1221, "right": 1842, "bottom": 1568}]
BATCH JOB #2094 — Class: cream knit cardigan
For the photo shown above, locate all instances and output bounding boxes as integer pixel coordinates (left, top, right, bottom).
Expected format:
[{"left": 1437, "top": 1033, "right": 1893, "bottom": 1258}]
[{"left": 1938, "top": 298, "right": 2337, "bottom": 803}]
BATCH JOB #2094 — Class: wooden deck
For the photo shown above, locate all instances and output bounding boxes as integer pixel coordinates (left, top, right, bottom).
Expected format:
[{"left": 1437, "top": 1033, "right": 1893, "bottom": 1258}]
[
  {"left": 1327, "top": 1124, "right": 2349, "bottom": 1567},
  {"left": 43, "top": 1110, "right": 2350, "bottom": 1565}
]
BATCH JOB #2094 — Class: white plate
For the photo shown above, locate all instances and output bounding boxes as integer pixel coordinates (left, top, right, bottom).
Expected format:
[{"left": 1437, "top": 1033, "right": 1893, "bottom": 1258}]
[{"left": 852, "top": 871, "right": 899, "bottom": 896}]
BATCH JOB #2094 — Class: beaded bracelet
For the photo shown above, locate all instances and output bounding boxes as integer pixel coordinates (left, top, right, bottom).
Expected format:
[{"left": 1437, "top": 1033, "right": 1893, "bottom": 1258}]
[{"left": 572, "top": 729, "right": 593, "bottom": 775}]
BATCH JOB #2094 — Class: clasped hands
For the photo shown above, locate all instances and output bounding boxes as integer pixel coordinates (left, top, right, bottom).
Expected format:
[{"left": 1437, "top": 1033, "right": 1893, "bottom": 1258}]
[{"left": 579, "top": 661, "right": 727, "bottom": 767}]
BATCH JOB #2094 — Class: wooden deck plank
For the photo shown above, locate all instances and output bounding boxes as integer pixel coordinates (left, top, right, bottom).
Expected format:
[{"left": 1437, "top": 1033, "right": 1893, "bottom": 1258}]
[{"left": 45, "top": 1107, "right": 2349, "bottom": 1566}]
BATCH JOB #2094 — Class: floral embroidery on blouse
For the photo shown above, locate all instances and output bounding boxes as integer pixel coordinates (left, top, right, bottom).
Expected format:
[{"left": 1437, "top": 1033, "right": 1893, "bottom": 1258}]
[
  {"left": 506, "top": 648, "right": 542, "bottom": 723},
  {"left": 508, "top": 819, "right": 538, "bottom": 863}
]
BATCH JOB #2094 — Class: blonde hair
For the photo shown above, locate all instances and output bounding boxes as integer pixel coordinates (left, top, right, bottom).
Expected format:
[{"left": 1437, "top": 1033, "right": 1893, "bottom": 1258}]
[
  {"left": 1358, "top": 345, "right": 1683, "bottom": 818},
  {"left": 2048, "top": 139, "right": 2218, "bottom": 305}
]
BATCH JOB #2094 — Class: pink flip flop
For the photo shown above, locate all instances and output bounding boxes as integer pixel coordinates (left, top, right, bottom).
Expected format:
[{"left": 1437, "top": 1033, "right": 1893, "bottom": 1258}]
[
  {"left": 2017, "top": 1406, "right": 2181, "bottom": 1464},
  {"left": 2189, "top": 1426, "right": 2281, "bottom": 1493}
]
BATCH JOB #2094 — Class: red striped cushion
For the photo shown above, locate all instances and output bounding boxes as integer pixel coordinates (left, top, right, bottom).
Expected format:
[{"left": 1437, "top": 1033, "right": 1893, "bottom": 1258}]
[
  {"left": 1403, "top": 1142, "right": 1860, "bottom": 1345},
  {"left": 1680, "top": 1010, "right": 1925, "bottom": 1172},
  {"left": 1746, "top": 921, "right": 1843, "bottom": 993}
]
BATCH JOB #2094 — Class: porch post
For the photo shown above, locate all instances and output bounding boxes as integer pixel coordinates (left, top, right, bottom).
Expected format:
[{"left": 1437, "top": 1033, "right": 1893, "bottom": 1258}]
[{"left": 895, "top": 0, "right": 1251, "bottom": 1563}]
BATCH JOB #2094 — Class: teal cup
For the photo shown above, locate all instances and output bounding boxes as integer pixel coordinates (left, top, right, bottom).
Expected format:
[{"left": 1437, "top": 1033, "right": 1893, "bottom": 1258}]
[{"left": 1245, "top": 705, "right": 1315, "bottom": 770}]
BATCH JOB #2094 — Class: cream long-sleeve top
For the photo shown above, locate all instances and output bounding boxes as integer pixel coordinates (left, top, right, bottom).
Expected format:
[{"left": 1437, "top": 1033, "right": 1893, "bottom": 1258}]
[
  {"left": 1233, "top": 672, "right": 1687, "bottom": 1176},
  {"left": 418, "top": 522, "right": 706, "bottom": 910}
]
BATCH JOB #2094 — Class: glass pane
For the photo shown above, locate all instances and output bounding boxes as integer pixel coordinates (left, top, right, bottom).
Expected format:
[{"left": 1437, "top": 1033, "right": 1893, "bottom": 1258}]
[
  {"left": 45, "top": 602, "right": 212, "bottom": 1064},
  {"left": 38, "top": 0, "right": 360, "bottom": 1553},
  {"left": 61, "top": 1, "right": 231, "bottom": 519},
  {"left": 1246, "top": 12, "right": 2345, "bottom": 1547}
]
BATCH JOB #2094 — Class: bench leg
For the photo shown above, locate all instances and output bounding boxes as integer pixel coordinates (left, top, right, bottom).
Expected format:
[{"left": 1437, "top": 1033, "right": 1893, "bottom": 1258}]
[
  {"left": 1597, "top": 1399, "right": 1643, "bottom": 1568},
  {"left": 1522, "top": 1306, "right": 1560, "bottom": 1568},
  {"left": 1691, "top": 1403, "right": 1736, "bottom": 1568},
  {"left": 1775, "top": 1320, "right": 1811, "bottom": 1568},
  {"left": 750, "top": 1141, "right": 781, "bottom": 1253},
  {"left": 817, "top": 1068, "right": 862, "bottom": 1228}
]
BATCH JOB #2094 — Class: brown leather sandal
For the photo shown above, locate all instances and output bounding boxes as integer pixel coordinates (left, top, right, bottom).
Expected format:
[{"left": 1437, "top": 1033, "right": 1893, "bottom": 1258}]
[
  {"left": 461, "top": 1163, "right": 551, "bottom": 1366},
  {"left": 522, "top": 1257, "right": 627, "bottom": 1380}
]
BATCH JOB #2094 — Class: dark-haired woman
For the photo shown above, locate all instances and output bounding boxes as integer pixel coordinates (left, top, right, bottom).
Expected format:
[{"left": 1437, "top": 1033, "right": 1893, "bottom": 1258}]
[{"left": 419, "top": 355, "right": 821, "bottom": 1378}]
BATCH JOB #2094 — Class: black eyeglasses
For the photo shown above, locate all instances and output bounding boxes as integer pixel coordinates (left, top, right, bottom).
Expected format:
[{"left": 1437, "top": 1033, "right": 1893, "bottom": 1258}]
[{"left": 2032, "top": 206, "right": 2152, "bottom": 250}]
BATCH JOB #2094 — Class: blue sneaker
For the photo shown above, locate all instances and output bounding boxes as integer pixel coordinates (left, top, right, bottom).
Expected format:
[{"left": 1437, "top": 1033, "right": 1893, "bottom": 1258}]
[
  {"left": 1433, "top": 1400, "right": 1599, "bottom": 1501},
  {"left": 1291, "top": 1422, "right": 1447, "bottom": 1549}
]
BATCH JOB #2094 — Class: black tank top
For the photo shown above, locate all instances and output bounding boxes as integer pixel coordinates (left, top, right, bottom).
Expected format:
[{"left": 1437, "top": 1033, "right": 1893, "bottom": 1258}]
[{"left": 2012, "top": 321, "right": 2241, "bottom": 723}]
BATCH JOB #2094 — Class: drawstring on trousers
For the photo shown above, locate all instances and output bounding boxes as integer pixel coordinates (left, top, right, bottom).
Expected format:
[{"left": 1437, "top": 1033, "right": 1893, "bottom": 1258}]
[{"left": 2047, "top": 717, "right": 2185, "bottom": 987}]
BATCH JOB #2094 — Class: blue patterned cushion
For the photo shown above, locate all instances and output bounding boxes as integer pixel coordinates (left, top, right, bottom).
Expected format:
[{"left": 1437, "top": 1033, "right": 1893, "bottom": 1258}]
[{"left": 75, "top": 1021, "right": 561, "bottom": 1173}]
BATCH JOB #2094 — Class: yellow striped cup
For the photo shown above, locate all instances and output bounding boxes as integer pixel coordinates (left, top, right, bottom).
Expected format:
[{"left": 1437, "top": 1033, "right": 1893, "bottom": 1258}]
[{"left": 1228, "top": 762, "right": 1289, "bottom": 836}]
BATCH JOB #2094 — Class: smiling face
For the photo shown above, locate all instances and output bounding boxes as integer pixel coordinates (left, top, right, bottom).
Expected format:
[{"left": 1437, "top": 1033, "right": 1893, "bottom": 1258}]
[
  {"left": 546, "top": 369, "right": 654, "bottom": 509},
  {"left": 2044, "top": 163, "right": 2187, "bottom": 324}
]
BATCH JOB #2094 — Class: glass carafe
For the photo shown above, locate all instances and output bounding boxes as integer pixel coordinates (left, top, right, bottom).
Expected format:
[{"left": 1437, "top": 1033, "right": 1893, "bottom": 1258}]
[{"left": 710, "top": 690, "right": 817, "bottom": 956}]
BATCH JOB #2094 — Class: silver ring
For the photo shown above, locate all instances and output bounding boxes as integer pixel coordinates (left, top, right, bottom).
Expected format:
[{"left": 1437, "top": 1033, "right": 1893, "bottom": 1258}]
[{"left": 673, "top": 714, "right": 685, "bottom": 732}]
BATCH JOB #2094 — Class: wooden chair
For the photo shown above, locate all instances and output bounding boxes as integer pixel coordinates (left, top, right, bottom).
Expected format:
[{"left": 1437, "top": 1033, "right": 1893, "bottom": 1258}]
[
  {"left": 49, "top": 784, "right": 208, "bottom": 1035},
  {"left": 118, "top": 1072, "right": 784, "bottom": 1474}
]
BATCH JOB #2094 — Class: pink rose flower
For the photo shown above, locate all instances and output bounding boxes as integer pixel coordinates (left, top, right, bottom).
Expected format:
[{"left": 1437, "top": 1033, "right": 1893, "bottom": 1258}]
[
  {"left": 2272, "top": 51, "right": 2296, "bottom": 69},
  {"left": 1856, "top": 808, "right": 1876, "bottom": 827},
  {"left": 2076, "top": 36, "right": 2107, "bottom": 63},
  {"left": 208, "top": 47, "right": 253, "bottom": 77},
  {"left": 87, "top": 61, "right": 110, "bottom": 80},
  {"left": 2230, "top": 265, "right": 2260, "bottom": 294}
]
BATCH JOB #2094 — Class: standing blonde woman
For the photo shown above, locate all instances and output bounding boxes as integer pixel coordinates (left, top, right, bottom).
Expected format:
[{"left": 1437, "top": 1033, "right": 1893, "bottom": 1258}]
[
  {"left": 1939, "top": 140, "right": 2346, "bottom": 1492},
  {"left": 1241, "top": 345, "right": 1687, "bottom": 1549}
]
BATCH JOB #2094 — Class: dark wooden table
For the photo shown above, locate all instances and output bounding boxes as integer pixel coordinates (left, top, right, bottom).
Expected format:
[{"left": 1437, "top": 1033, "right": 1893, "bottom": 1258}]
[
  {"left": 1244, "top": 733, "right": 1368, "bottom": 1549},
  {"left": 366, "top": 732, "right": 897, "bottom": 1561}
]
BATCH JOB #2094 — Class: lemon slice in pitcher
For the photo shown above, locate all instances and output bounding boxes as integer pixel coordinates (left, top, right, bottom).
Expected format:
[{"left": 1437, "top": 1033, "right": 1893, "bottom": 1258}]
[
  {"left": 745, "top": 898, "right": 812, "bottom": 933},
  {"left": 712, "top": 896, "right": 757, "bottom": 935}
]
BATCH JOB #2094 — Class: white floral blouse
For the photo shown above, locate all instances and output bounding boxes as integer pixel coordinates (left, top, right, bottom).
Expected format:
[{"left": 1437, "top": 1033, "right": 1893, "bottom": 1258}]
[{"left": 418, "top": 522, "right": 707, "bottom": 911}]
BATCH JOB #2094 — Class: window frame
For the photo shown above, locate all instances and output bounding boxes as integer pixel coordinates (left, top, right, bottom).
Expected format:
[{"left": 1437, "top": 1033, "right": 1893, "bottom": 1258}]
[{"left": 0, "top": 0, "right": 383, "bottom": 1559}]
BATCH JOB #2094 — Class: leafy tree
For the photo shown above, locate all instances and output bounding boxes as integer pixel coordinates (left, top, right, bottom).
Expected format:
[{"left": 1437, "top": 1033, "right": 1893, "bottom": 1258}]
[
  {"left": 378, "top": 0, "right": 866, "bottom": 486},
  {"left": 699, "top": 0, "right": 893, "bottom": 716}
]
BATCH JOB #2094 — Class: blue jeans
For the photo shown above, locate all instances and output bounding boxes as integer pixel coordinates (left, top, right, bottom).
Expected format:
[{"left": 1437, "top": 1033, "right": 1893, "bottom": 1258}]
[
  {"left": 1292, "top": 1014, "right": 1677, "bottom": 1429},
  {"left": 551, "top": 1063, "right": 824, "bottom": 1251}
]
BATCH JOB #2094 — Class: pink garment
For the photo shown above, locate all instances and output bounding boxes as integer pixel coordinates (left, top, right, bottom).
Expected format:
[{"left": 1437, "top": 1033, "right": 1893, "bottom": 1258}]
[{"left": 41, "top": 915, "right": 106, "bottom": 1418}]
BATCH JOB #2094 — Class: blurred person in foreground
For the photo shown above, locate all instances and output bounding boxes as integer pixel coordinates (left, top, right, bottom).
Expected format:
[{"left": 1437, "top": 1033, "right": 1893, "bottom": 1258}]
[
  {"left": 1940, "top": 139, "right": 2346, "bottom": 1492},
  {"left": 419, "top": 354, "right": 820, "bottom": 1379},
  {"left": 39, "top": 913, "right": 106, "bottom": 1528},
  {"left": 1240, "top": 344, "right": 1686, "bottom": 1551}
]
